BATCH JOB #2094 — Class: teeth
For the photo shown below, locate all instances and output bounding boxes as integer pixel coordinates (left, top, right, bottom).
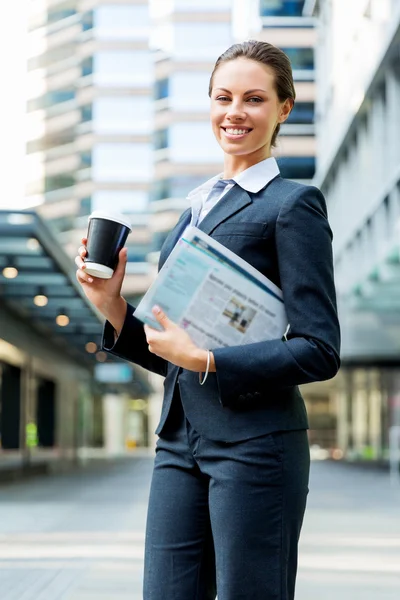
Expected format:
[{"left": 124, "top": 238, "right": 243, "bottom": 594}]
[{"left": 226, "top": 128, "right": 249, "bottom": 135}]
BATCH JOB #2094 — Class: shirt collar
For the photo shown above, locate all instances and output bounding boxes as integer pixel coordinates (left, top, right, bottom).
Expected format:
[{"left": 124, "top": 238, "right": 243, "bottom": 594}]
[
  {"left": 186, "top": 157, "right": 280, "bottom": 200},
  {"left": 232, "top": 157, "right": 280, "bottom": 193}
]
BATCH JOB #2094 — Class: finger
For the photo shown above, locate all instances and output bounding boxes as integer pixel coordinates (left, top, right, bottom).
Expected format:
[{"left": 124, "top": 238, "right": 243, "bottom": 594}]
[
  {"left": 151, "top": 305, "right": 173, "bottom": 329},
  {"left": 78, "top": 245, "right": 87, "bottom": 258},
  {"left": 74, "top": 255, "right": 86, "bottom": 270},
  {"left": 143, "top": 324, "right": 157, "bottom": 342},
  {"left": 76, "top": 268, "right": 93, "bottom": 284},
  {"left": 113, "top": 247, "right": 128, "bottom": 278},
  {"left": 81, "top": 237, "right": 88, "bottom": 245}
]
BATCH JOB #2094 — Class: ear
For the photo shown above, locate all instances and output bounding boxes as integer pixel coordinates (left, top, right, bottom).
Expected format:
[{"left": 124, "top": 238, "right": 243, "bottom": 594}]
[{"left": 278, "top": 98, "right": 294, "bottom": 124}]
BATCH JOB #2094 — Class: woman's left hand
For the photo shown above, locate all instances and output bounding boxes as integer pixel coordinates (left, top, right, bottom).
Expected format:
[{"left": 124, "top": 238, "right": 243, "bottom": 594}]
[{"left": 144, "top": 306, "right": 204, "bottom": 371}]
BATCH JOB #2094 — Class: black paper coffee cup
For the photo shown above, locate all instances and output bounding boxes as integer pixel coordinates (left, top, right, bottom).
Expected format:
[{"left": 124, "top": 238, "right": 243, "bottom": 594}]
[{"left": 84, "top": 211, "right": 132, "bottom": 279}]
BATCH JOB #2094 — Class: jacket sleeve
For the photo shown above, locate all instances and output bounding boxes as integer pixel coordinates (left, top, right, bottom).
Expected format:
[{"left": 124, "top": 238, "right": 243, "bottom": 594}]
[
  {"left": 102, "top": 302, "right": 168, "bottom": 377},
  {"left": 212, "top": 185, "right": 341, "bottom": 407}
]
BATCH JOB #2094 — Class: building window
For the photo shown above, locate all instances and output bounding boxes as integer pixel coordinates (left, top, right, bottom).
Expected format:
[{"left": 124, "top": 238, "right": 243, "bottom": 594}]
[
  {"left": 92, "top": 97, "right": 152, "bottom": 134},
  {"left": 82, "top": 11, "right": 93, "bottom": 32},
  {"left": 47, "top": 9, "right": 76, "bottom": 24},
  {"left": 169, "top": 123, "right": 221, "bottom": 163},
  {"left": 155, "top": 78, "right": 169, "bottom": 101},
  {"left": 277, "top": 156, "right": 315, "bottom": 179},
  {"left": 151, "top": 179, "right": 171, "bottom": 202},
  {"left": 79, "top": 197, "right": 92, "bottom": 216},
  {"left": 92, "top": 143, "right": 152, "bottom": 182},
  {"left": 288, "top": 102, "right": 314, "bottom": 124},
  {"left": 151, "top": 175, "right": 213, "bottom": 201},
  {"left": 45, "top": 174, "right": 75, "bottom": 192},
  {"left": 81, "top": 105, "right": 93, "bottom": 122},
  {"left": 82, "top": 57, "right": 93, "bottom": 78},
  {"left": 174, "top": 23, "right": 232, "bottom": 60},
  {"left": 152, "top": 230, "right": 170, "bottom": 253},
  {"left": 93, "top": 5, "right": 150, "bottom": 39},
  {"left": 260, "top": 0, "right": 304, "bottom": 17},
  {"left": 93, "top": 51, "right": 153, "bottom": 87},
  {"left": 92, "top": 190, "right": 148, "bottom": 213},
  {"left": 154, "top": 129, "right": 169, "bottom": 151},
  {"left": 125, "top": 245, "right": 149, "bottom": 262},
  {"left": 281, "top": 47, "right": 314, "bottom": 71},
  {"left": 169, "top": 72, "right": 210, "bottom": 111},
  {"left": 28, "top": 89, "right": 75, "bottom": 112},
  {"left": 80, "top": 152, "right": 92, "bottom": 168}
]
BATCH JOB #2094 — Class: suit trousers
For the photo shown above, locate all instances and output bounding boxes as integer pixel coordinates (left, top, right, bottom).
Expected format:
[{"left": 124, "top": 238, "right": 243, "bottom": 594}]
[{"left": 143, "top": 392, "right": 310, "bottom": 600}]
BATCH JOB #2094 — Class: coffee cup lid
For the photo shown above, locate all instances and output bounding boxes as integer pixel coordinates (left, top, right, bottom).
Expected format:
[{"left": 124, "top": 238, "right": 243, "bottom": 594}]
[{"left": 88, "top": 210, "right": 132, "bottom": 232}]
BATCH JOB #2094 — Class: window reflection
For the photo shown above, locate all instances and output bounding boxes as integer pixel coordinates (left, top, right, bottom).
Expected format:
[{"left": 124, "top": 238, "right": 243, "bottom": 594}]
[{"left": 260, "top": 0, "right": 305, "bottom": 17}]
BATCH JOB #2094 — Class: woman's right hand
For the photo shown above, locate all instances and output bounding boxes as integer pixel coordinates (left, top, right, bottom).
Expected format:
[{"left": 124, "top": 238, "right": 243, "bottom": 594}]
[{"left": 75, "top": 238, "right": 127, "bottom": 316}]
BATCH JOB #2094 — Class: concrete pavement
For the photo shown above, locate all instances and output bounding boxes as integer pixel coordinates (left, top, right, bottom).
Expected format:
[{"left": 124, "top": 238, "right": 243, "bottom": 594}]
[{"left": 0, "top": 455, "right": 399, "bottom": 599}]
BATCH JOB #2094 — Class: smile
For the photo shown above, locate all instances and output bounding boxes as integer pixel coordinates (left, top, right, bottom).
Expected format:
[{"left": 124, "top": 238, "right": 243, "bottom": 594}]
[{"left": 221, "top": 127, "right": 253, "bottom": 139}]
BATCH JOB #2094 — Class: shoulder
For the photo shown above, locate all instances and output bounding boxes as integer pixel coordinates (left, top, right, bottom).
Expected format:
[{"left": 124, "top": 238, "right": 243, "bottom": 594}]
[{"left": 269, "top": 177, "right": 327, "bottom": 218}]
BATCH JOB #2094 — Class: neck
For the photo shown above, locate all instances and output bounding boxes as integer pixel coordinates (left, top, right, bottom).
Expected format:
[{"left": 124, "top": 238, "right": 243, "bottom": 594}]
[{"left": 222, "top": 148, "right": 271, "bottom": 179}]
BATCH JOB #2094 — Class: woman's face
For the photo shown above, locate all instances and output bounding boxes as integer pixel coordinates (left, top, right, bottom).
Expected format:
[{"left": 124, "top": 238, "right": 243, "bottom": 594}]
[{"left": 210, "top": 58, "right": 292, "bottom": 160}]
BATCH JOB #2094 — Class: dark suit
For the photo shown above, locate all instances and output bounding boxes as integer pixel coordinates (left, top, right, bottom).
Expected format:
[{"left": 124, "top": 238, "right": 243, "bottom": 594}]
[{"left": 103, "top": 174, "right": 340, "bottom": 599}]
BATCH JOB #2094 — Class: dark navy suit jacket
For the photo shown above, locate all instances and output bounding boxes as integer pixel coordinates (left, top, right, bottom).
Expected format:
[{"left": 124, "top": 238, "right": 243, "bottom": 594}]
[{"left": 103, "top": 175, "right": 341, "bottom": 442}]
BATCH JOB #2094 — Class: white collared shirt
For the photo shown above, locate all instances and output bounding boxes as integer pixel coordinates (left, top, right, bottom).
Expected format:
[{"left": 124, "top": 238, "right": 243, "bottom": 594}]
[{"left": 186, "top": 157, "right": 280, "bottom": 226}]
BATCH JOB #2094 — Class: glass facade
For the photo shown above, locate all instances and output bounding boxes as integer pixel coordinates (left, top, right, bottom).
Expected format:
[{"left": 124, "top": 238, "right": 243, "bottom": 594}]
[
  {"left": 44, "top": 174, "right": 75, "bottom": 193},
  {"left": 336, "top": 368, "right": 400, "bottom": 462},
  {"left": 169, "top": 72, "right": 210, "bottom": 111},
  {"left": 281, "top": 47, "right": 314, "bottom": 70},
  {"left": 92, "top": 143, "right": 152, "bottom": 182},
  {"left": 93, "top": 5, "right": 150, "bottom": 40},
  {"left": 155, "top": 78, "right": 169, "bottom": 101},
  {"left": 174, "top": 22, "right": 232, "bottom": 60},
  {"left": 260, "top": 0, "right": 305, "bottom": 17},
  {"left": 28, "top": 90, "right": 75, "bottom": 112},
  {"left": 151, "top": 175, "right": 211, "bottom": 202},
  {"left": 93, "top": 51, "right": 153, "bottom": 87},
  {"left": 169, "top": 123, "right": 221, "bottom": 163},
  {"left": 92, "top": 190, "right": 148, "bottom": 214},
  {"left": 288, "top": 102, "right": 314, "bottom": 124},
  {"left": 92, "top": 97, "right": 152, "bottom": 134},
  {"left": 277, "top": 156, "right": 315, "bottom": 179}
]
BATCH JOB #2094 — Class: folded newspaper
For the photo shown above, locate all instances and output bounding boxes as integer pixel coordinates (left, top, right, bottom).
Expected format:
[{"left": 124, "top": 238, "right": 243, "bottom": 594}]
[{"left": 134, "top": 227, "right": 288, "bottom": 350}]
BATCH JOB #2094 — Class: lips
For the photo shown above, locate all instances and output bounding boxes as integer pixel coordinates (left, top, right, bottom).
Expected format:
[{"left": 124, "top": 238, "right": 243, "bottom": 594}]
[{"left": 221, "top": 127, "right": 253, "bottom": 134}]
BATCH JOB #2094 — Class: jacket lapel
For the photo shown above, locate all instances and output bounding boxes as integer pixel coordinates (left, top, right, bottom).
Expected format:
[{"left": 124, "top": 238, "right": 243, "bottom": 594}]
[
  {"left": 158, "top": 185, "right": 253, "bottom": 270},
  {"left": 197, "top": 184, "right": 253, "bottom": 236},
  {"left": 158, "top": 208, "right": 191, "bottom": 270}
]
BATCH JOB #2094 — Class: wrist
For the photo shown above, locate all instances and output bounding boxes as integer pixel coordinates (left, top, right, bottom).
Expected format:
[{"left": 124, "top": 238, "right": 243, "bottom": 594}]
[
  {"left": 101, "top": 296, "right": 127, "bottom": 334},
  {"left": 189, "top": 348, "right": 216, "bottom": 373}
]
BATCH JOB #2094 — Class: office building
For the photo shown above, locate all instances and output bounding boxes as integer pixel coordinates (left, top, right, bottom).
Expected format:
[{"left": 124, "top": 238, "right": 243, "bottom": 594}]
[
  {"left": 26, "top": 0, "right": 153, "bottom": 301},
  {"left": 308, "top": 0, "right": 400, "bottom": 460}
]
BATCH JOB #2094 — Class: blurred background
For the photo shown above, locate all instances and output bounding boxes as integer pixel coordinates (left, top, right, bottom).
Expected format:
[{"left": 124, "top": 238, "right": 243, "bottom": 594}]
[{"left": 0, "top": 1, "right": 400, "bottom": 599}]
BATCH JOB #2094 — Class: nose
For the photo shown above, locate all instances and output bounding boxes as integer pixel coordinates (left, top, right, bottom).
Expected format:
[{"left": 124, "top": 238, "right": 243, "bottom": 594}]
[{"left": 226, "top": 100, "right": 246, "bottom": 122}]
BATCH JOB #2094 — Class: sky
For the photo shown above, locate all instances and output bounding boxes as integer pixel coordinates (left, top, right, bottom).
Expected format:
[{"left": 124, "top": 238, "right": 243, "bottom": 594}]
[{"left": 0, "top": 3, "right": 28, "bottom": 209}]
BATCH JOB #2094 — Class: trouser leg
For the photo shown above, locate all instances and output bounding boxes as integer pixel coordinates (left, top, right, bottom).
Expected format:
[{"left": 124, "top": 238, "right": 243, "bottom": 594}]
[
  {"left": 143, "top": 428, "right": 216, "bottom": 600},
  {"left": 198, "top": 429, "right": 309, "bottom": 600}
]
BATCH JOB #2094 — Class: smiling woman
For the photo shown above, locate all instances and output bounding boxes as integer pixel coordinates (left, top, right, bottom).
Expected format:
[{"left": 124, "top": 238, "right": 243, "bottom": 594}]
[{"left": 75, "top": 39, "right": 340, "bottom": 600}]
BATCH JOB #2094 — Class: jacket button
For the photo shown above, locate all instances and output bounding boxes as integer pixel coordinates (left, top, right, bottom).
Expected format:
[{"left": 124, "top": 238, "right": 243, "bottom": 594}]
[{"left": 238, "top": 395, "right": 245, "bottom": 402}]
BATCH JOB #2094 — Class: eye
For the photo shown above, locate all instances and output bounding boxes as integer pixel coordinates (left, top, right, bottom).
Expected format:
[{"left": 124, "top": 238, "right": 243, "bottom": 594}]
[
  {"left": 247, "top": 97, "right": 263, "bottom": 103},
  {"left": 215, "top": 96, "right": 230, "bottom": 102}
]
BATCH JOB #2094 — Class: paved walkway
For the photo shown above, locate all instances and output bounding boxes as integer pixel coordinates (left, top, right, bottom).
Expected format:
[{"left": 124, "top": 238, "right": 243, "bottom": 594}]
[{"left": 0, "top": 456, "right": 399, "bottom": 599}]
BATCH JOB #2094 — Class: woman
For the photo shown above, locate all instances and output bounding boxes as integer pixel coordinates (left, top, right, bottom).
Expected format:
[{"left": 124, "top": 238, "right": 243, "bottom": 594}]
[{"left": 76, "top": 41, "right": 340, "bottom": 600}]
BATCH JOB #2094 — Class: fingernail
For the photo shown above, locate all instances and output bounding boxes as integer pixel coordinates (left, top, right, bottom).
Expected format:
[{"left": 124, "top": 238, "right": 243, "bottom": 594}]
[
  {"left": 88, "top": 277, "right": 93, "bottom": 283},
  {"left": 153, "top": 305, "right": 161, "bottom": 314}
]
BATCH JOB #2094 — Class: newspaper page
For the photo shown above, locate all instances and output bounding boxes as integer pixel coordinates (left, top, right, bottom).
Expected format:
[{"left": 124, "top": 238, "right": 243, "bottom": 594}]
[{"left": 134, "top": 227, "right": 288, "bottom": 350}]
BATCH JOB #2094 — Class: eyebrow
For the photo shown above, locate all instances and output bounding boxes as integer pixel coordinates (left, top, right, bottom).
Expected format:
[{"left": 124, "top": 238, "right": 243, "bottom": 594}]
[{"left": 214, "top": 88, "right": 267, "bottom": 94}]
